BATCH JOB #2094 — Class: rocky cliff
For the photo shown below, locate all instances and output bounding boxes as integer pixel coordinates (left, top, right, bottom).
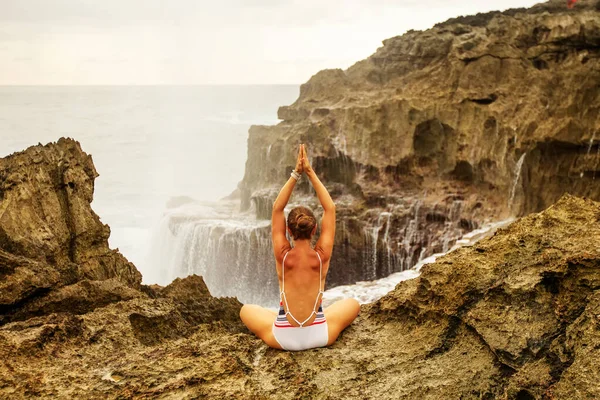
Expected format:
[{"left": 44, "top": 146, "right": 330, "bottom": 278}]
[
  {"left": 3, "top": 1, "right": 600, "bottom": 397},
  {"left": 238, "top": 0, "right": 600, "bottom": 289},
  {"left": 1, "top": 138, "right": 599, "bottom": 399},
  {"left": 0, "top": 139, "right": 246, "bottom": 397},
  {"left": 0, "top": 138, "right": 142, "bottom": 325}
]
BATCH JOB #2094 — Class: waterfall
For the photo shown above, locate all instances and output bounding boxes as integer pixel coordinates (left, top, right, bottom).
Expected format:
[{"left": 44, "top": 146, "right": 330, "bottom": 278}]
[
  {"left": 334, "top": 110, "right": 349, "bottom": 155},
  {"left": 146, "top": 202, "right": 278, "bottom": 305},
  {"left": 331, "top": 111, "right": 352, "bottom": 181},
  {"left": 400, "top": 200, "right": 422, "bottom": 270},
  {"left": 323, "top": 218, "right": 514, "bottom": 306},
  {"left": 508, "top": 153, "right": 527, "bottom": 212},
  {"left": 148, "top": 196, "right": 478, "bottom": 307},
  {"left": 581, "top": 132, "right": 596, "bottom": 178},
  {"left": 363, "top": 212, "right": 394, "bottom": 280},
  {"left": 361, "top": 198, "right": 467, "bottom": 281},
  {"left": 381, "top": 212, "right": 393, "bottom": 275},
  {"left": 587, "top": 132, "right": 596, "bottom": 155},
  {"left": 442, "top": 200, "right": 463, "bottom": 253},
  {"left": 363, "top": 224, "right": 377, "bottom": 281}
]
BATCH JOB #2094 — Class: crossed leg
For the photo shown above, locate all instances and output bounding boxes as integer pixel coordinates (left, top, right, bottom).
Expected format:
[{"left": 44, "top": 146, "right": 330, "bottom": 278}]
[
  {"left": 323, "top": 298, "right": 361, "bottom": 346},
  {"left": 239, "top": 304, "right": 283, "bottom": 349},
  {"left": 240, "top": 298, "right": 360, "bottom": 349}
]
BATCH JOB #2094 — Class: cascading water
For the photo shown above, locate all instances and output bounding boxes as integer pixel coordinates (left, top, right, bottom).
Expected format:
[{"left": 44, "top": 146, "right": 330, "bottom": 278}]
[
  {"left": 333, "top": 110, "right": 349, "bottom": 155},
  {"left": 146, "top": 201, "right": 278, "bottom": 305},
  {"left": 588, "top": 133, "right": 595, "bottom": 155},
  {"left": 148, "top": 196, "right": 477, "bottom": 307},
  {"left": 381, "top": 212, "right": 393, "bottom": 275},
  {"left": 581, "top": 132, "right": 596, "bottom": 178},
  {"left": 323, "top": 218, "right": 514, "bottom": 306},
  {"left": 359, "top": 197, "right": 469, "bottom": 282},
  {"left": 363, "top": 212, "right": 394, "bottom": 280},
  {"left": 442, "top": 200, "right": 463, "bottom": 253},
  {"left": 508, "top": 153, "right": 527, "bottom": 212},
  {"left": 400, "top": 200, "right": 421, "bottom": 270}
]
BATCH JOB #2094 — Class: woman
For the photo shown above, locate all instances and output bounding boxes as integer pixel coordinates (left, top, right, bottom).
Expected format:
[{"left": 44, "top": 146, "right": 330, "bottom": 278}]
[{"left": 240, "top": 144, "right": 360, "bottom": 351}]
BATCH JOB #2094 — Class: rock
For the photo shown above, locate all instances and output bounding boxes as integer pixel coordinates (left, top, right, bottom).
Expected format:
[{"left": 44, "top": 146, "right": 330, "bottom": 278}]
[
  {"left": 7, "top": 279, "right": 145, "bottom": 323},
  {"left": 2, "top": 2, "right": 600, "bottom": 398},
  {"left": 235, "top": 0, "right": 600, "bottom": 288},
  {"left": 0, "top": 313, "right": 84, "bottom": 356},
  {"left": 2, "top": 190, "right": 600, "bottom": 398},
  {"left": 127, "top": 300, "right": 194, "bottom": 346},
  {"left": 0, "top": 138, "right": 141, "bottom": 323},
  {"left": 374, "top": 194, "right": 600, "bottom": 373},
  {"left": 548, "top": 291, "right": 600, "bottom": 398},
  {"left": 277, "top": 105, "right": 309, "bottom": 121},
  {"left": 157, "top": 274, "right": 245, "bottom": 334},
  {"left": 0, "top": 249, "right": 64, "bottom": 314},
  {"left": 124, "top": 275, "right": 247, "bottom": 347}
]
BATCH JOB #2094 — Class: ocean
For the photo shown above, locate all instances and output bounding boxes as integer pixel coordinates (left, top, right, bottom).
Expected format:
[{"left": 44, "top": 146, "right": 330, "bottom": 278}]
[{"left": 0, "top": 85, "right": 299, "bottom": 278}]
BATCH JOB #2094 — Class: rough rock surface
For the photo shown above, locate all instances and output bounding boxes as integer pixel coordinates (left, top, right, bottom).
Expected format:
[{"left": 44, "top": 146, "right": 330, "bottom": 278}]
[
  {"left": 237, "top": 0, "right": 600, "bottom": 288},
  {"left": 0, "top": 138, "right": 141, "bottom": 324},
  {"left": 0, "top": 139, "right": 245, "bottom": 398},
  {"left": 2, "top": 159, "right": 599, "bottom": 399},
  {"left": 3, "top": 1, "right": 600, "bottom": 398}
]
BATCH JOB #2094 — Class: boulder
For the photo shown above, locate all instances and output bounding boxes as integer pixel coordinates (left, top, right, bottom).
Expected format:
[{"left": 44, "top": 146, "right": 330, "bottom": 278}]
[{"left": 0, "top": 139, "right": 141, "bottom": 323}]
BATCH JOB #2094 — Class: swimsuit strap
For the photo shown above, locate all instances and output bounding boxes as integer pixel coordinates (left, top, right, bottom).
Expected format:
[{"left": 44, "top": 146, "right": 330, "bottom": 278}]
[
  {"left": 316, "top": 250, "right": 323, "bottom": 294},
  {"left": 279, "top": 249, "right": 325, "bottom": 327}
]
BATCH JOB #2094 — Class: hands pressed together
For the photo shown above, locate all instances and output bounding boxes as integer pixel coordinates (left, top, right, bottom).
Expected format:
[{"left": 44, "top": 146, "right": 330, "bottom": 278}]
[{"left": 294, "top": 144, "right": 312, "bottom": 176}]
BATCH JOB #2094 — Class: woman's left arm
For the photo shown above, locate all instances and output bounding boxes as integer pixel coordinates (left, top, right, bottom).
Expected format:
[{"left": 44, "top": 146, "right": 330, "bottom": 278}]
[{"left": 272, "top": 145, "right": 303, "bottom": 261}]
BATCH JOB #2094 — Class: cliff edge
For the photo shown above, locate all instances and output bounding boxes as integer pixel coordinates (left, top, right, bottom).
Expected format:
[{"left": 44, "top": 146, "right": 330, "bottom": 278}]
[
  {"left": 0, "top": 139, "right": 599, "bottom": 399},
  {"left": 2, "top": 0, "right": 600, "bottom": 397},
  {"left": 239, "top": 0, "right": 600, "bottom": 288}
]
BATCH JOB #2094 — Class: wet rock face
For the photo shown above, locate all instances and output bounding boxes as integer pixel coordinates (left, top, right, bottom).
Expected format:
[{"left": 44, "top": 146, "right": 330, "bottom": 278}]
[{"left": 238, "top": 0, "right": 600, "bottom": 286}]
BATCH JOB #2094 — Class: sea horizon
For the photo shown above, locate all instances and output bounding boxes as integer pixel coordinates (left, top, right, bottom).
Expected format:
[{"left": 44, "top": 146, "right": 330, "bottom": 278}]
[{"left": 0, "top": 84, "right": 300, "bottom": 281}]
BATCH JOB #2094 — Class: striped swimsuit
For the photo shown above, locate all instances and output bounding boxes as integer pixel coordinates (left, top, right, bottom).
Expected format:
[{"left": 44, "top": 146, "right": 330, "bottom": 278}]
[{"left": 272, "top": 249, "right": 329, "bottom": 351}]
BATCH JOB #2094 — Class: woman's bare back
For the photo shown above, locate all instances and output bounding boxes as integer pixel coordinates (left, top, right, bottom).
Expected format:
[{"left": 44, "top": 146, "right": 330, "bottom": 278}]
[{"left": 276, "top": 247, "right": 328, "bottom": 326}]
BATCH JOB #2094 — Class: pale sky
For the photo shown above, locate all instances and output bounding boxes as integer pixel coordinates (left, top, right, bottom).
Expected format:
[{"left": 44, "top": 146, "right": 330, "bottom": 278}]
[{"left": 1, "top": 0, "right": 542, "bottom": 85}]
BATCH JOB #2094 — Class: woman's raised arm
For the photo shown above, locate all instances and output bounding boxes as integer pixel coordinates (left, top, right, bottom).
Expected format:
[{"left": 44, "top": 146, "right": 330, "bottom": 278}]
[
  {"left": 302, "top": 145, "right": 336, "bottom": 260},
  {"left": 271, "top": 145, "right": 303, "bottom": 261}
]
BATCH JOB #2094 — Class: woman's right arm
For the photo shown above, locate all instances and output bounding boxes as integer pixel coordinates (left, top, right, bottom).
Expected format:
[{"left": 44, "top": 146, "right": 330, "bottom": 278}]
[
  {"left": 302, "top": 145, "right": 336, "bottom": 259},
  {"left": 271, "top": 145, "right": 304, "bottom": 261}
]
